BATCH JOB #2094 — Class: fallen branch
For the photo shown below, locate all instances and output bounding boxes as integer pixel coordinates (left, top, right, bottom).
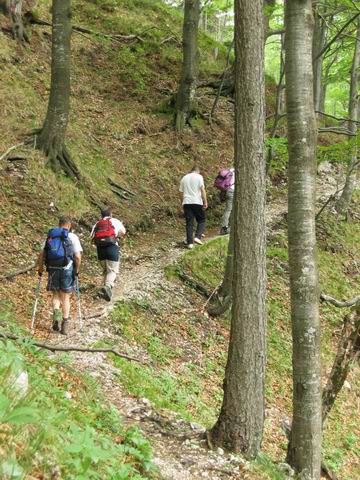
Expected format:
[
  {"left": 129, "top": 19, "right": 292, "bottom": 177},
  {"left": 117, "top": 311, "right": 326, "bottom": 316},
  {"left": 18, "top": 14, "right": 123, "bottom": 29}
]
[
  {"left": 0, "top": 143, "right": 25, "bottom": 161},
  {"left": 26, "top": 15, "right": 144, "bottom": 43},
  {"left": 0, "top": 332, "right": 146, "bottom": 364},
  {"left": 318, "top": 127, "right": 357, "bottom": 136},
  {"left": 3, "top": 262, "right": 36, "bottom": 280},
  {"left": 320, "top": 293, "right": 360, "bottom": 308},
  {"left": 177, "top": 270, "right": 211, "bottom": 298},
  {"left": 107, "top": 178, "right": 136, "bottom": 197}
]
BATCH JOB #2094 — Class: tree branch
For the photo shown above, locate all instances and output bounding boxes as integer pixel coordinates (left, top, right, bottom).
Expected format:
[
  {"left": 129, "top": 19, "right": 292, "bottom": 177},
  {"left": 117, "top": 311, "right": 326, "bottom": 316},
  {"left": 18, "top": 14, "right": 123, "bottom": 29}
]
[
  {"left": 0, "top": 333, "right": 147, "bottom": 364},
  {"left": 315, "top": 110, "right": 360, "bottom": 124},
  {"left": 320, "top": 294, "right": 360, "bottom": 308},
  {"left": 3, "top": 262, "right": 36, "bottom": 280},
  {"left": 0, "top": 143, "right": 25, "bottom": 161},
  {"left": 314, "top": 12, "right": 360, "bottom": 61}
]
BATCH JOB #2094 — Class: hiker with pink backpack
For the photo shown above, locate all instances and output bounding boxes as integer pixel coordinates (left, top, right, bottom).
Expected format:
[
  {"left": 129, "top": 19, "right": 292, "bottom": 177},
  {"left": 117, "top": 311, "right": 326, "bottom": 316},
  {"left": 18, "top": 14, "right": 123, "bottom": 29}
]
[{"left": 214, "top": 168, "right": 235, "bottom": 235}]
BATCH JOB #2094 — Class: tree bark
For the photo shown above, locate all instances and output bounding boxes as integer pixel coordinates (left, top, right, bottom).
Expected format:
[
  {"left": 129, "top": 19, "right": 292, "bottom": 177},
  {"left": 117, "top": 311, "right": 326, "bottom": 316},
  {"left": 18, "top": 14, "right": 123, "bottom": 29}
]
[
  {"left": 335, "top": 16, "right": 360, "bottom": 214},
  {"left": 0, "top": 0, "right": 25, "bottom": 40},
  {"left": 285, "top": 2, "right": 322, "bottom": 479},
  {"left": 210, "top": 0, "right": 266, "bottom": 457},
  {"left": 312, "top": 2, "right": 327, "bottom": 112},
  {"left": 35, "top": 0, "right": 80, "bottom": 180},
  {"left": 175, "top": 0, "right": 200, "bottom": 132}
]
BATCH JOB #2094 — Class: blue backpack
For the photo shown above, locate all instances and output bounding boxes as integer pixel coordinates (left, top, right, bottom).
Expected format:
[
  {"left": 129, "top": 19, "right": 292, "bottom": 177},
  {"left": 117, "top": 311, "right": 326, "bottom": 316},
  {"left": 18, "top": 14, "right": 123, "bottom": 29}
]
[{"left": 44, "top": 228, "right": 74, "bottom": 268}]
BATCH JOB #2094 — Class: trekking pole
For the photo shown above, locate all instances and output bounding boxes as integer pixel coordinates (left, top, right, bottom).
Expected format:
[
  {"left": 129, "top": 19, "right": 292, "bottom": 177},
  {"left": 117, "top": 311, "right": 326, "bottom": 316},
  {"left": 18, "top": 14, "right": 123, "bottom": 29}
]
[
  {"left": 30, "top": 275, "right": 42, "bottom": 332},
  {"left": 75, "top": 275, "right": 83, "bottom": 331}
]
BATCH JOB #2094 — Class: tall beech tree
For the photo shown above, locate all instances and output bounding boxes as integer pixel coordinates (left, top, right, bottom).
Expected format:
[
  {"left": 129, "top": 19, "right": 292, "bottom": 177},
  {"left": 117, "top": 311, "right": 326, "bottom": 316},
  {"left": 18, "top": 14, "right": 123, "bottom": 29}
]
[
  {"left": 36, "top": 0, "right": 80, "bottom": 179},
  {"left": 175, "top": 0, "right": 200, "bottom": 132},
  {"left": 285, "top": 1, "right": 322, "bottom": 479},
  {"left": 210, "top": 0, "right": 266, "bottom": 456},
  {"left": 335, "top": 16, "right": 360, "bottom": 214}
]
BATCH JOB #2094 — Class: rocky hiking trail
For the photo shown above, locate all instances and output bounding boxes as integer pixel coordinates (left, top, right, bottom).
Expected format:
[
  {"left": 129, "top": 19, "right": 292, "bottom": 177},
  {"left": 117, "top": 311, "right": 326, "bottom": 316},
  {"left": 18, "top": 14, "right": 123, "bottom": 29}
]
[{"left": 27, "top": 173, "right": 337, "bottom": 480}]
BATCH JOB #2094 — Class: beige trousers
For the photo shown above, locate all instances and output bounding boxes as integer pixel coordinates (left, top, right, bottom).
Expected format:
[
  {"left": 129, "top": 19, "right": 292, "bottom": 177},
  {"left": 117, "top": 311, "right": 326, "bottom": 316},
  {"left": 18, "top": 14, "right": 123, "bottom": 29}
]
[{"left": 100, "top": 260, "right": 119, "bottom": 288}]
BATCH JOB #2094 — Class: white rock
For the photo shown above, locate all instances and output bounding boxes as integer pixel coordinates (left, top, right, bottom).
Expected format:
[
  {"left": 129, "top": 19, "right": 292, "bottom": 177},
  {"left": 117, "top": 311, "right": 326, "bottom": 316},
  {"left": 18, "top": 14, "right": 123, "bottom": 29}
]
[
  {"left": 344, "top": 380, "right": 351, "bottom": 390},
  {"left": 64, "top": 391, "right": 72, "bottom": 400},
  {"left": 140, "top": 397, "right": 151, "bottom": 406},
  {"left": 278, "top": 463, "right": 295, "bottom": 477},
  {"left": 317, "top": 161, "right": 333, "bottom": 175},
  {"left": 216, "top": 447, "right": 224, "bottom": 456},
  {"left": 12, "top": 371, "right": 28, "bottom": 398}
]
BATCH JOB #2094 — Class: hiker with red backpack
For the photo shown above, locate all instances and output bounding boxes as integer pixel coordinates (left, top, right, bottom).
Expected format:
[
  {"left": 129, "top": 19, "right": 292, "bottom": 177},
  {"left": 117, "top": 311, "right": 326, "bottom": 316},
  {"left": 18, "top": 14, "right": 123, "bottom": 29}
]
[
  {"left": 91, "top": 207, "right": 126, "bottom": 301},
  {"left": 37, "top": 215, "right": 83, "bottom": 335},
  {"left": 214, "top": 168, "right": 235, "bottom": 235}
]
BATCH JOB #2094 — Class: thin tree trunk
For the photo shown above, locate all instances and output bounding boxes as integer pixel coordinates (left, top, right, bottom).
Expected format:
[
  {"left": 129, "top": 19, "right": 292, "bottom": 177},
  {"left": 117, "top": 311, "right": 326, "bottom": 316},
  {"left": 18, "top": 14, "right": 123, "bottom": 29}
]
[
  {"left": 208, "top": 211, "right": 234, "bottom": 316},
  {"left": 0, "top": 0, "right": 25, "bottom": 40},
  {"left": 35, "top": 0, "right": 80, "bottom": 180},
  {"left": 312, "top": 3, "right": 327, "bottom": 112},
  {"left": 336, "top": 16, "right": 360, "bottom": 214},
  {"left": 175, "top": 0, "right": 200, "bottom": 132},
  {"left": 210, "top": 0, "right": 266, "bottom": 456},
  {"left": 322, "top": 308, "right": 360, "bottom": 423},
  {"left": 285, "top": 2, "right": 322, "bottom": 479}
]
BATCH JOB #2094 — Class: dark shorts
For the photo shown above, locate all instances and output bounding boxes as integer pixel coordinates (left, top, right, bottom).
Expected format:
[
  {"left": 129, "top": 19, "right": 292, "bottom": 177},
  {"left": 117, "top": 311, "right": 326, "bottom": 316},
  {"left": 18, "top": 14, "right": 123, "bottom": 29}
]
[
  {"left": 97, "top": 244, "right": 119, "bottom": 262},
  {"left": 47, "top": 266, "right": 75, "bottom": 293}
]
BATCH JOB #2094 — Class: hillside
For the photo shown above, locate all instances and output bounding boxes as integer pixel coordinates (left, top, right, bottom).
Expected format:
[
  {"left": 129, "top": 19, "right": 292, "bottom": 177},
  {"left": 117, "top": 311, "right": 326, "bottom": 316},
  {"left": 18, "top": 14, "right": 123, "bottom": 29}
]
[{"left": 0, "top": 1, "right": 359, "bottom": 480}]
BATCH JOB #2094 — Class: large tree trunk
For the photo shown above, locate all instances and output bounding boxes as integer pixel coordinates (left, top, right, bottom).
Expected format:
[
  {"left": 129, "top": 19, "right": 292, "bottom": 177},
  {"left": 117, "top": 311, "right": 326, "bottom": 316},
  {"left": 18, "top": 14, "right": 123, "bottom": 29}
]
[
  {"left": 210, "top": 0, "right": 267, "bottom": 457},
  {"left": 175, "top": 0, "right": 200, "bottom": 132},
  {"left": 335, "top": 16, "right": 360, "bottom": 214},
  {"left": 285, "top": 2, "right": 322, "bottom": 479},
  {"left": 0, "top": 0, "right": 25, "bottom": 40},
  {"left": 35, "top": 0, "right": 80, "bottom": 179}
]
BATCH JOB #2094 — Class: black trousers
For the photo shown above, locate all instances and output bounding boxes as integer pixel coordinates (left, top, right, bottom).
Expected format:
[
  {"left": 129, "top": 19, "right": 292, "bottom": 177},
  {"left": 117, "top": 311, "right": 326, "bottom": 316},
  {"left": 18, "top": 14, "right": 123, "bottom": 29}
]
[{"left": 183, "top": 204, "right": 206, "bottom": 245}]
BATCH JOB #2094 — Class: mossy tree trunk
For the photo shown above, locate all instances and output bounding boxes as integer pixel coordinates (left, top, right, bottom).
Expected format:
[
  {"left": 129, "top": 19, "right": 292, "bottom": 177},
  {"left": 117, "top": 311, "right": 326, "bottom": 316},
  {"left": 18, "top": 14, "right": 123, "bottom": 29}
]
[
  {"left": 36, "top": 0, "right": 81, "bottom": 180},
  {"left": 335, "top": 16, "right": 360, "bottom": 215},
  {"left": 285, "top": 1, "right": 322, "bottom": 479},
  {"left": 210, "top": 0, "right": 267, "bottom": 456},
  {"left": 175, "top": 0, "right": 200, "bottom": 132}
]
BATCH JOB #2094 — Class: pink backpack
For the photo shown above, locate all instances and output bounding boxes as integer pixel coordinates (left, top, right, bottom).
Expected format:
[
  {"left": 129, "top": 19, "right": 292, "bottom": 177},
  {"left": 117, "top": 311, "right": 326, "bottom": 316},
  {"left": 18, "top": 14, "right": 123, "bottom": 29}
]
[{"left": 214, "top": 169, "right": 234, "bottom": 192}]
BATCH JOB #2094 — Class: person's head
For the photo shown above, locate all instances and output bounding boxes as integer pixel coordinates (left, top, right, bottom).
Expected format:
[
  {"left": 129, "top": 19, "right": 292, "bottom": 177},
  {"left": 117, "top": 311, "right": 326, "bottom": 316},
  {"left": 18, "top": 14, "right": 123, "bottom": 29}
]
[
  {"left": 101, "top": 207, "right": 112, "bottom": 218},
  {"left": 59, "top": 215, "right": 72, "bottom": 231},
  {"left": 190, "top": 165, "right": 200, "bottom": 174}
]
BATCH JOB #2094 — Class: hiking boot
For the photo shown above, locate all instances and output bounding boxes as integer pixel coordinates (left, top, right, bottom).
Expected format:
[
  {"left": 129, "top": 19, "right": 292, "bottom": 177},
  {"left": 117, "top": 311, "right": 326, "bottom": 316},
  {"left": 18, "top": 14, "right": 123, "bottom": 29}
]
[
  {"left": 103, "top": 286, "right": 112, "bottom": 302},
  {"left": 220, "top": 227, "right": 229, "bottom": 235},
  {"left": 60, "top": 319, "right": 69, "bottom": 335},
  {"left": 52, "top": 309, "right": 62, "bottom": 332},
  {"left": 194, "top": 237, "right": 203, "bottom": 245},
  {"left": 187, "top": 243, "right": 194, "bottom": 249}
]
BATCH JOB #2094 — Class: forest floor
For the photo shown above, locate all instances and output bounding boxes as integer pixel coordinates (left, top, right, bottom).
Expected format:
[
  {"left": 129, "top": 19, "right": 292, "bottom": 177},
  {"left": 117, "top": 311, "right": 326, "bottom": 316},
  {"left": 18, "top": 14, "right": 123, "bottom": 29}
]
[{"left": 20, "top": 171, "right": 341, "bottom": 480}]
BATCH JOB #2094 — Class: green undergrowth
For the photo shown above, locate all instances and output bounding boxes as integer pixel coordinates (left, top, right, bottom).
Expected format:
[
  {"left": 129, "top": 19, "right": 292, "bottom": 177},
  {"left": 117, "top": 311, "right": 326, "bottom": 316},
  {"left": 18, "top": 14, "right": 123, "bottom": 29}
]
[
  {"left": 110, "top": 211, "right": 359, "bottom": 479},
  {"left": 0, "top": 312, "right": 157, "bottom": 480}
]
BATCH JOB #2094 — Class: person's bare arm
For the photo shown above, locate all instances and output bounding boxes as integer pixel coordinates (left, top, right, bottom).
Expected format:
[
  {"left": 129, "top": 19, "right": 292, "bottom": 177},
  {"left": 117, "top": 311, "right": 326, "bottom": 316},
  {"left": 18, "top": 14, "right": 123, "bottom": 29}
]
[
  {"left": 37, "top": 251, "right": 44, "bottom": 276},
  {"left": 201, "top": 186, "right": 208, "bottom": 209},
  {"left": 74, "top": 252, "right": 82, "bottom": 275}
]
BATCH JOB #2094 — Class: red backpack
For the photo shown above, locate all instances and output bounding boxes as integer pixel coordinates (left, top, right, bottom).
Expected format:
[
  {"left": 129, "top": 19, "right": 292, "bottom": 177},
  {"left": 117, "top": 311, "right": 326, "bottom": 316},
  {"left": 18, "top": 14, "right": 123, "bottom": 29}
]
[{"left": 93, "top": 218, "right": 116, "bottom": 247}]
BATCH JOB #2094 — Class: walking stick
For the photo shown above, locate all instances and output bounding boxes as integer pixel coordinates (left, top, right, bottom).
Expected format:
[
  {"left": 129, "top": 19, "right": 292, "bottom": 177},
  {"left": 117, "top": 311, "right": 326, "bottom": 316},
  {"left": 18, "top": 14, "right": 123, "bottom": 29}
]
[
  {"left": 75, "top": 276, "right": 83, "bottom": 331},
  {"left": 30, "top": 275, "right": 42, "bottom": 332}
]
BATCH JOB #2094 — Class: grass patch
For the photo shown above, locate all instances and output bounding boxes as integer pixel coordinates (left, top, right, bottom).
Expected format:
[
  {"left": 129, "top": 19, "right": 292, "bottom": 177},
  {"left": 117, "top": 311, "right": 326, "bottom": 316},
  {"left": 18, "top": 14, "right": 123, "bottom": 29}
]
[{"left": 0, "top": 312, "right": 157, "bottom": 480}]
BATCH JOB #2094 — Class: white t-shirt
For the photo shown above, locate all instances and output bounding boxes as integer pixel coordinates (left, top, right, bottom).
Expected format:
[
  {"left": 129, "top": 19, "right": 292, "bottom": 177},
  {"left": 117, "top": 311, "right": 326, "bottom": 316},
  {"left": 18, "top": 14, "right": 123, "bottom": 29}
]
[
  {"left": 91, "top": 217, "right": 126, "bottom": 245},
  {"left": 179, "top": 172, "right": 205, "bottom": 205}
]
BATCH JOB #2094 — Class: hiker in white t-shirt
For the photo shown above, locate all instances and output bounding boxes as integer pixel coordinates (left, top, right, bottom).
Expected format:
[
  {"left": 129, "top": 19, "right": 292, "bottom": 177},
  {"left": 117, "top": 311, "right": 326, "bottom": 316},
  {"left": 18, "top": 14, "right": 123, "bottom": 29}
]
[
  {"left": 179, "top": 166, "right": 208, "bottom": 249},
  {"left": 91, "top": 207, "right": 126, "bottom": 302}
]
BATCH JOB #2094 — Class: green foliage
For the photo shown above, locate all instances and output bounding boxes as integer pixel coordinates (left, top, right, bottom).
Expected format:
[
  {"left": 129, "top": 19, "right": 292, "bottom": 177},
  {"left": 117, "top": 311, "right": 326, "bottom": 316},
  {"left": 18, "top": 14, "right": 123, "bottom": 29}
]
[{"left": 0, "top": 315, "right": 156, "bottom": 480}]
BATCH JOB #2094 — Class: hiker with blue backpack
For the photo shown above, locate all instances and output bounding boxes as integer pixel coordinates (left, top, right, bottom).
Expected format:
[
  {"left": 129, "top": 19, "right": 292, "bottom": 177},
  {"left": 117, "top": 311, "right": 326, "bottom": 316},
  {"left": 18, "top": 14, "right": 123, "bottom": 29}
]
[
  {"left": 37, "top": 215, "right": 82, "bottom": 335},
  {"left": 214, "top": 168, "right": 235, "bottom": 235}
]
